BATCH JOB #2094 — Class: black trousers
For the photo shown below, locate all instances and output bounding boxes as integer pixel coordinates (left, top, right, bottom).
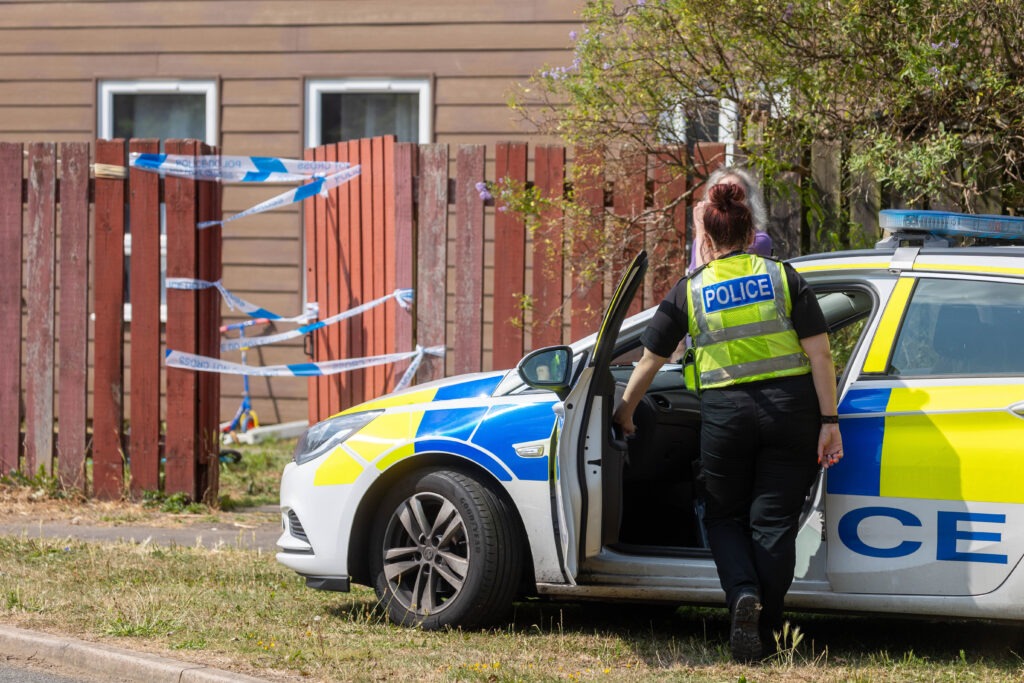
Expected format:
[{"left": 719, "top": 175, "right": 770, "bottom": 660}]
[{"left": 699, "top": 373, "right": 821, "bottom": 636}]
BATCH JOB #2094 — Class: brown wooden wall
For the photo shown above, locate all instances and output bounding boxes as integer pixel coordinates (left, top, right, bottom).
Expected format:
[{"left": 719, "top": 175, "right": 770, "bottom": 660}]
[{"left": 0, "top": 0, "right": 579, "bottom": 425}]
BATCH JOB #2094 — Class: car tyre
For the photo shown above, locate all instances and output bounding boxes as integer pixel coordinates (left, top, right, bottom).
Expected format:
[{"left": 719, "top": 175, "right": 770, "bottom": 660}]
[{"left": 369, "top": 468, "right": 522, "bottom": 629}]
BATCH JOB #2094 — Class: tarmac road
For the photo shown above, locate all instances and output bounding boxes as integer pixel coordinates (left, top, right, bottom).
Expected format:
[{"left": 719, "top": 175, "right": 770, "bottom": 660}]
[{"left": 0, "top": 509, "right": 282, "bottom": 551}]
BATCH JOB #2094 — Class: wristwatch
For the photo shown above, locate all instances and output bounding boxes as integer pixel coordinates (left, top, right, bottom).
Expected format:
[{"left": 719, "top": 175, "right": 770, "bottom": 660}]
[{"left": 820, "top": 414, "right": 840, "bottom": 424}]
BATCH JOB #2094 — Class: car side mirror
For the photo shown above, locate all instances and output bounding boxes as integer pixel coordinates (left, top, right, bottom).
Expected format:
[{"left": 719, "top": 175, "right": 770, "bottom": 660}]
[{"left": 517, "top": 346, "right": 573, "bottom": 399}]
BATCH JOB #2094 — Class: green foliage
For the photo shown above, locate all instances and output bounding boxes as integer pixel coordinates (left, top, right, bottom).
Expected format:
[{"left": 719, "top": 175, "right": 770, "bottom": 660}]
[
  {"left": 0, "top": 467, "right": 68, "bottom": 500},
  {"left": 141, "top": 490, "right": 205, "bottom": 514},
  {"left": 522, "top": 0, "right": 1024, "bottom": 235}
]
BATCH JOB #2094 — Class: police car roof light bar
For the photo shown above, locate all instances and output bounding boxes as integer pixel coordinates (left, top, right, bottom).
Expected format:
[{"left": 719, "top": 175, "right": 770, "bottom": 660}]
[{"left": 879, "top": 210, "right": 1024, "bottom": 243}]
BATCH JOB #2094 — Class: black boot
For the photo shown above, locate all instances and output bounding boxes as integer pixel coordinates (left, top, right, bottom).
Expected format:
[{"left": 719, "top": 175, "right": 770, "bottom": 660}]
[{"left": 730, "top": 591, "right": 763, "bottom": 663}]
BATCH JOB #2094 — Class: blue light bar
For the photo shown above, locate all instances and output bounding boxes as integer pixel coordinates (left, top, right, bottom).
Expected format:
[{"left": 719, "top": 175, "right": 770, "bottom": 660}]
[{"left": 879, "top": 210, "right": 1024, "bottom": 241}]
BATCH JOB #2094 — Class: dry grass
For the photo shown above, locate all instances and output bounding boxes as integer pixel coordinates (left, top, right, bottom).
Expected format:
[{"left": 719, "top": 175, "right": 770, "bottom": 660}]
[
  {"left": 1, "top": 534, "right": 1024, "bottom": 682},
  {"left": 1, "top": 441, "right": 1024, "bottom": 681}
]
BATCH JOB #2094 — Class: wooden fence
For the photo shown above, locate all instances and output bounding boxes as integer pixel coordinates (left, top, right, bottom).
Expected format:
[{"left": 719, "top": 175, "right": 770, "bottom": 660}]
[
  {"left": 0, "top": 140, "right": 221, "bottom": 500},
  {"left": 305, "top": 138, "right": 728, "bottom": 422}
]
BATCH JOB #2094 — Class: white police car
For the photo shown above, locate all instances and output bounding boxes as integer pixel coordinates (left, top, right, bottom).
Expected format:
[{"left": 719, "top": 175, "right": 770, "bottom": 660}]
[{"left": 277, "top": 210, "right": 1024, "bottom": 629}]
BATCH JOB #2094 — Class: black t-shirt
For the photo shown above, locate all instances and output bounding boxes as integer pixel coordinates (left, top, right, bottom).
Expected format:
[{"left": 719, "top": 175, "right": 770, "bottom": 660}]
[{"left": 640, "top": 256, "right": 828, "bottom": 359}]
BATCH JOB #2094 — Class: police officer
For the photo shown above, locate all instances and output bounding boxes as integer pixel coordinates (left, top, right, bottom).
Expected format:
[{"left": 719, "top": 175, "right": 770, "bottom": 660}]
[{"left": 613, "top": 182, "right": 844, "bottom": 662}]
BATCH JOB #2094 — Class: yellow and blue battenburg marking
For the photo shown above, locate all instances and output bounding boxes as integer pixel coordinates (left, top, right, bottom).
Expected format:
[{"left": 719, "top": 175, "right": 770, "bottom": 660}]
[
  {"left": 829, "top": 383, "right": 1024, "bottom": 503},
  {"left": 316, "top": 374, "right": 558, "bottom": 486}
]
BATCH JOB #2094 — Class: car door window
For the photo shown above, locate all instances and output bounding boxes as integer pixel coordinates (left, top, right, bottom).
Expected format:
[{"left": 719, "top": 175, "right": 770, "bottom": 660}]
[
  {"left": 890, "top": 278, "right": 1024, "bottom": 377},
  {"left": 816, "top": 289, "right": 873, "bottom": 379}
]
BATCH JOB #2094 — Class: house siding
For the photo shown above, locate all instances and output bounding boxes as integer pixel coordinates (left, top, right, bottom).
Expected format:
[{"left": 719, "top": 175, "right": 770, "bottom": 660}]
[{"left": 0, "top": 0, "right": 579, "bottom": 425}]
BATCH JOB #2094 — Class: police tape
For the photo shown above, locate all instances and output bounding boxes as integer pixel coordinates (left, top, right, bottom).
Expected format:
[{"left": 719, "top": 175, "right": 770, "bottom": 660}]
[
  {"left": 196, "top": 167, "right": 361, "bottom": 229},
  {"left": 130, "top": 153, "right": 352, "bottom": 183},
  {"left": 220, "top": 288, "right": 413, "bottom": 353},
  {"left": 166, "top": 277, "right": 316, "bottom": 323},
  {"left": 165, "top": 345, "right": 445, "bottom": 386}
]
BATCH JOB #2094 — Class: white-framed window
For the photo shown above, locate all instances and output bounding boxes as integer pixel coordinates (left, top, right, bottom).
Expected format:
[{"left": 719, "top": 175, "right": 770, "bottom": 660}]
[
  {"left": 665, "top": 97, "right": 739, "bottom": 165},
  {"left": 97, "top": 79, "right": 219, "bottom": 145},
  {"left": 305, "top": 78, "right": 432, "bottom": 148},
  {"left": 98, "top": 80, "right": 218, "bottom": 322}
]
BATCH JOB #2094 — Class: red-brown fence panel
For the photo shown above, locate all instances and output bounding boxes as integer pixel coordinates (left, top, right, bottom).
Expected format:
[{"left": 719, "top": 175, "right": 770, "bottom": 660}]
[
  {"left": 93, "top": 139, "right": 127, "bottom": 499},
  {"left": 164, "top": 139, "right": 200, "bottom": 498},
  {"left": 57, "top": 142, "right": 90, "bottom": 489},
  {"left": 649, "top": 150, "right": 688, "bottom": 305},
  {"left": 370, "top": 136, "right": 388, "bottom": 396},
  {"left": 24, "top": 143, "right": 57, "bottom": 475},
  {"left": 321, "top": 143, "right": 341, "bottom": 417},
  {"left": 302, "top": 146, "right": 321, "bottom": 424},
  {"left": 416, "top": 144, "right": 449, "bottom": 382},
  {"left": 532, "top": 145, "right": 566, "bottom": 348},
  {"left": 613, "top": 147, "right": 647, "bottom": 318},
  {"left": 393, "top": 142, "right": 416, "bottom": 378},
  {"left": 0, "top": 143, "right": 23, "bottom": 476},
  {"left": 571, "top": 146, "right": 605, "bottom": 340},
  {"left": 492, "top": 142, "right": 528, "bottom": 369},
  {"left": 335, "top": 142, "right": 354, "bottom": 413},
  {"left": 348, "top": 139, "right": 367, "bottom": 407},
  {"left": 127, "top": 139, "right": 161, "bottom": 496},
  {"left": 454, "top": 145, "right": 486, "bottom": 375}
]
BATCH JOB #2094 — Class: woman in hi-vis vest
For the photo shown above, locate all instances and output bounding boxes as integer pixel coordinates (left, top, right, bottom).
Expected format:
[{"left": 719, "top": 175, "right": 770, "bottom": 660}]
[{"left": 613, "top": 182, "right": 844, "bottom": 663}]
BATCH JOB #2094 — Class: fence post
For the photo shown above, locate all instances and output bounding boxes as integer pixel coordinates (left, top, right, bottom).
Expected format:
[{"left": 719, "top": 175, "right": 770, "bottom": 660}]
[
  {"left": 164, "top": 139, "right": 200, "bottom": 498},
  {"left": 0, "top": 143, "right": 23, "bottom": 476},
  {"left": 416, "top": 144, "right": 449, "bottom": 381},
  {"left": 93, "top": 139, "right": 127, "bottom": 498},
  {"left": 24, "top": 143, "right": 57, "bottom": 476},
  {"left": 194, "top": 143, "right": 221, "bottom": 504},
  {"left": 57, "top": 142, "right": 91, "bottom": 490},
  {"left": 347, "top": 140, "right": 367, "bottom": 406},
  {"left": 492, "top": 142, "right": 528, "bottom": 369},
  {"left": 127, "top": 139, "right": 162, "bottom": 496}
]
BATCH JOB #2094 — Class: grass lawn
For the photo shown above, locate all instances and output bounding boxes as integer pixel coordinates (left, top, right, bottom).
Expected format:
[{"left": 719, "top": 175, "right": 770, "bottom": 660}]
[{"left": 1, "top": 440, "right": 1023, "bottom": 682}]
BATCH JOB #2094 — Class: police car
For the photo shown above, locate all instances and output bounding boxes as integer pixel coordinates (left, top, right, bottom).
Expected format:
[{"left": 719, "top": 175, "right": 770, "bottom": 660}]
[{"left": 277, "top": 210, "right": 1024, "bottom": 629}]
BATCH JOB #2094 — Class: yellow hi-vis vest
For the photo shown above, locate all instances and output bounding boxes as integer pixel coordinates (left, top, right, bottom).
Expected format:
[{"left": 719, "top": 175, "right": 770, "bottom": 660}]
[{"left": 686, "top": 253, "right": 810, "bottom": 389}]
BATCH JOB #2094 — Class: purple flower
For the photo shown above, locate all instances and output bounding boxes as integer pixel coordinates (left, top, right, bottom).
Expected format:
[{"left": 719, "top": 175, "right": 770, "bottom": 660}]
[
  {"left": 569, "top": 30, "right": 578, "bottom": 41},
  {"left": 637, "top": 0, "right": 646, "bottom": 5},
  {"left": 474, "top": 181, "right": 487, "bottom": 192},
  {"left": 478, "top": 188, "right": 493, "bottom": 201},
  {"left": 782, "top": 3, "right": 794, "bottom": 20},
  {"left": 498, "top": 205, "right": 509, "bottom": 213}
]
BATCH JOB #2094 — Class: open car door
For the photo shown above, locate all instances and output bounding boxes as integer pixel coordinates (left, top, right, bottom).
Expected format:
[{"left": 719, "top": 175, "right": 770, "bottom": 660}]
[{"left": 555, "top": 251, "right": 648, "bottom": 581}]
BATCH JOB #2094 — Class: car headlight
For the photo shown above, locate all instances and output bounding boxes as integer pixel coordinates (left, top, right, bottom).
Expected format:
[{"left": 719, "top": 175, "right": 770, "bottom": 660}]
[{"left": 293, "top": 410, "right": 383, "bottom": 465}]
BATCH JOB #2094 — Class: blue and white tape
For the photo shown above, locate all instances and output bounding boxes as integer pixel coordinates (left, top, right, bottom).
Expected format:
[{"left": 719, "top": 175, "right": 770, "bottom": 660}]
[
  {"left": 165, "top": 277, "right": 315, "bottom": 323},
  {"left": 130, "top": 154, "right": 352, "bottom": 183},
  {"left": 220, "top": 289, "right": 413, "bottom": 353},
  {"left": 197, "top": 167, "right": 361, "bottom": 229},
  {"left": 165, "top": 345, "right": 445, "bottom": 386}
]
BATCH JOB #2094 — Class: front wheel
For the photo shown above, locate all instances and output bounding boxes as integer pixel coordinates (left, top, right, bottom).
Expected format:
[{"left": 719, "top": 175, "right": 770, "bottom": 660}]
[{"left": 369, "top": 468, "right": 523, "bottom": 629}]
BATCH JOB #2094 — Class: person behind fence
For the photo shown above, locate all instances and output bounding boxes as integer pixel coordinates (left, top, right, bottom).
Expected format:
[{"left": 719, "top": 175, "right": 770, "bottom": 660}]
[
  {"left": 689, "top": 167, "right": 773, "bottom": 273},
  {"left": 612, "top": 182, "right": 843, "bottom": 662}
]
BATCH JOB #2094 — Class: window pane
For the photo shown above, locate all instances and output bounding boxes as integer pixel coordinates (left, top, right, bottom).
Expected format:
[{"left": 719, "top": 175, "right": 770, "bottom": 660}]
[
  {"left": 321, "top": 92, "right": 419, "bottom": 143},
  {"left": 890, "top": 278, "right": 1024, "bottom": 376},
  {"left": 685, "top": 100, "right": 719, "bottom": 144},
  {"left": 112, "top": 93, "right": 206, "bottom": 140}
]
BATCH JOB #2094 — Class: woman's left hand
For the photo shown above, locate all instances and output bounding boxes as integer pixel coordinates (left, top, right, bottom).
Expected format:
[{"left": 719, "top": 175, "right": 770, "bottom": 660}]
[{"left": 818, "top": 423, "right": 843, "bottom": 468}]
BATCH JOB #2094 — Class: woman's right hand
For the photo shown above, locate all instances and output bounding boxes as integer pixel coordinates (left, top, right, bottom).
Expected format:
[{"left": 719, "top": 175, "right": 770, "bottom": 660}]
[{"left": 612, "top": 402, "right": 636, "bottom": 437}]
